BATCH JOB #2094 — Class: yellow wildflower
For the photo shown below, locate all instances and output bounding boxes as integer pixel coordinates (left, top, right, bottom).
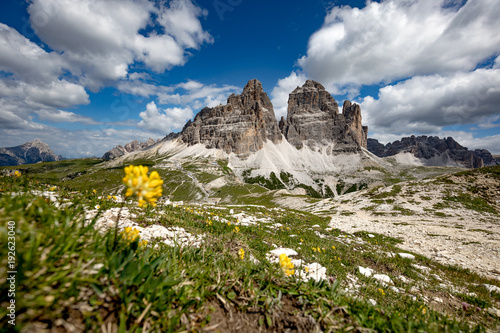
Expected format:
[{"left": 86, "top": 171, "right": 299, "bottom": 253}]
[
  {"left": 279, "top": 253, "right": 294, "bottom": 277},
  {"left": 238, "top": 248, "right": 245, "bottom": 260},
  {"left": 332, "top": 246, "right": 336, "bottom": 250},
  {"left": 121, "top": 227, "right": 140, "bottom": 244},
  {"left": 113, "top": 195, "right": 117, "bottom": 200},
  {"left": 139, "top": 239, "right": 148, "bottom": 248},
  {"left": 14, "top": 171, "right": 21, "bottom": 177},
  {"left": 122, "top": 165, "right": 163, "bottom": 207},
  {"left": 50, "top": 186, "right": 56, "bottom": 191},
  {"left": 300, "top": 238, "right": 303, "bottom": 242},
  {"left": 234, "top": 226, "right": 240, "bottom": 233},
  {"left": 93, "top": 189, "right": 97, "bottom": 194},
  {"left": 378, "top": 288, "right": 385, "bottom": 295},
  {"left": 305, "top": 266, "right": 309, "bottom": 273},
  {"left": 227, "top": 221, "right": 231, "bottom": 226}
]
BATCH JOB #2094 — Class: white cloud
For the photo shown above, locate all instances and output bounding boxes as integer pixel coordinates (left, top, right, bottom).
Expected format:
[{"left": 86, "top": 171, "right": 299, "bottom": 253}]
[
  {"left": 0, "top": 23, "right": 64, "bottom": 83},
  {"left": 35, "top": 109, "right": 100, "bottom": 125},
  {"left": 27, "top": 0, "right": 213, "bottom": 90},
  {"left": 360, "top": 67, "right": 500, "bottom": 135},
  {"left": 270, "top": 71, "right": 308, "bottom": 119},
  {"left": 138, "top": 101, "right": 193, "bottom": 134},
  {"left": 298, "top": 0, "right": 500, "bottom": 89},
  {"left": 117, "top": 78, "right": 240, "bottom": 111},
  {"left": 156, "top": 0, "right": 212, "bottom": 49}
]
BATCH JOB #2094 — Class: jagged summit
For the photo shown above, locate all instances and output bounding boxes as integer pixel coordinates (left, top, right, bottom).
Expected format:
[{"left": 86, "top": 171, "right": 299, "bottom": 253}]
[
  {"left": 367, "top": 136, "right": 498, "bottom": 168},
  {"left": 180, "top": 79, "right": 282, "bottom": 157},
  {"left": 102, "top": 138, "right": 161, "bottom": 160},
  {"left": 281, "top": 80, "right": 367, "bottom": 152},
  {"left": 104, "top": 78, "right": 369, "bottom": 160},
  {"left": 0, "top": 139, "right": 60, "bottom": 166}
]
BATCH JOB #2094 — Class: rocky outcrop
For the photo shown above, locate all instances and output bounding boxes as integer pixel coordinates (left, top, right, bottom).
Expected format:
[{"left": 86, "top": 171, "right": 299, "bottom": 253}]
[
  {"left": 0, "top": 140, "right": 60, "bottom": 166},
  {"left": 102, "top": 138, "right": 161, "bottom": 160},
  {"left": 281, "top": 80, "right": 367, "bottom": 152},
  {"left": 342, "top": 101, "right": 368, "bottom": 148},
  {"left": 367, "top": 136, "right": 498, "bottom": 168},
  {"left": 180, "top": 79, "right": 282, "bottom": 157}
]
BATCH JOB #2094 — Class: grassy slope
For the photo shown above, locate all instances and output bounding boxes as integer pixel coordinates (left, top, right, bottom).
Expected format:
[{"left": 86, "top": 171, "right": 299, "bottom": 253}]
[{"left": 0, "top": 164, "right": 499, "bottom": 331}]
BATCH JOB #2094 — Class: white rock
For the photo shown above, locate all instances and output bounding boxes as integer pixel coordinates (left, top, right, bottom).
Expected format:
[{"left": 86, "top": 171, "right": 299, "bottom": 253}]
[
  {"left": 358, "top": 266, "right": 375, "bottom": 277},
  {"left": 368, "top": 299, "right": 377, "bottom": 306},
  {"left": 368, "top": 234, "right": 375, "bottom": 238},
  {"left": 302, "top": 262, "right": 327, "bottom": 282},
  {"left": 433, "top": 297, "right": 443, "bottom": 303},
  {"left": 487, "top": 307, "right": 500, "bottom": 318},
  {"left": 311, "top": 224, "right": 320, "bottom": 228},
  {"left": 398, "top": 253, "right": 415, "bottom": 260},
  {"left": 483, "top": 284, "right": 500, "bottom": 293},
  {"left": 398, "top": 275, "right": 410, "bottom": 284},
  {"left": 412, "top": 264, "right": 430, "bottom": 272},
  {"left": 373, "top": 274, "right": 393, "bottom": 285},
  {"left": 389, "top": 286, "right": 402, "bottom": 293}
]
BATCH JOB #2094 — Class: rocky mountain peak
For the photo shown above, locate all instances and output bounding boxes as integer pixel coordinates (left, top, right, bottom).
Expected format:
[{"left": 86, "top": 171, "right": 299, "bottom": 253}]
[
  {"left": 367, "top": 136, "right": 497, "bottom": 168},
  {"left": 180, "top": 79, "right": 282, "bottom": 157},
  {"left": 0, "top": 140, "right": 60, "bottom": 166},
  {"left": 102, "top": 138, "right": 161, "bottom": 160},
  {"left": 282, "top": 80, "right": 367, "bottom": 151}
]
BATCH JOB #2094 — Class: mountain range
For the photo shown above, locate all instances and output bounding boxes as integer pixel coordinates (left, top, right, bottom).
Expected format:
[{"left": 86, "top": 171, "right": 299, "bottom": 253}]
[
  {"left": 103, "top": 78, "right": 496, "bottom": 170},
  {"left": 0, "top": 139, "right": 61, "bottom": 166}
]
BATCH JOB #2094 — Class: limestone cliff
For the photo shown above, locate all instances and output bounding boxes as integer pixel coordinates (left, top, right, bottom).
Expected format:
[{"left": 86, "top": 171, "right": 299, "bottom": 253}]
[
  {"left": 180, "top": 79, "right": 282, "bottom": 157},
  {"left": 281, "top": 80, "right": 367, "bottom": 152}
]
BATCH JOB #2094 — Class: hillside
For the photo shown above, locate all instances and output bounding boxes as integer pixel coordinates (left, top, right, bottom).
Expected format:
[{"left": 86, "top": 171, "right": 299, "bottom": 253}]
[
  {"left": 0, "top": 139, "right": 61, "bottom": 166},
  {"left": 1, "top": 159, "right": 499, "bottom": 332}
]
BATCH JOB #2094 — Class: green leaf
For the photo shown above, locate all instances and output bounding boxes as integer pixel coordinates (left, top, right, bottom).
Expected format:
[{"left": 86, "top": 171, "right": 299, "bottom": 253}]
[{"left": 227, "top": 291, "right": 236, "bottom": 300}]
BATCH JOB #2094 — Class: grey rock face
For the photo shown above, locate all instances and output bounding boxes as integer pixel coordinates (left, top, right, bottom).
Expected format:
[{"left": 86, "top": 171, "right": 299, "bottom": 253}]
[
  {"left": 343, "top": 101, "right": 368, "bottom": 148},
  {"left": 281, "top": 80, "right": 367, "bottom": 152},
  {"left": 181, "top": 79, "right": 282, "bottom": 157},
  {"left": 102, "top": 138, "right": 161, "bottom": 160},
  {"left": 367, "top": 136, "right": 497, "bottom": 168},
  {"left": 0, "top": 139, "right": 60, "bottom": 166}
]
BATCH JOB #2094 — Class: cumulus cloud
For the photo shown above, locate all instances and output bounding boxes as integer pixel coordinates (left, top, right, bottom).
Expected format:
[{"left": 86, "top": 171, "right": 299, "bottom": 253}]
[
  {"left": 35, "top": 109, "right": 100, "bottom": 125},
  {"left": 0, "top": 23, "right": 64, "bottom": 83},
  {"left": 117, "top": 78, "right": 240, "bottom": 111},
  {"left": 27, "top": 0, "right": 213, "bottom": 90},
  {"left": 298, "top": 0, "right": 500, "bottom": 89},
  {"left": 271, "top": 71, "right": 308, "bottom": 119},
  {"left": 138, "top": 101, "right": 193, "bottom": 134},
  {"left": 359, "top": 68, "right": 500, "bottom": 135}
]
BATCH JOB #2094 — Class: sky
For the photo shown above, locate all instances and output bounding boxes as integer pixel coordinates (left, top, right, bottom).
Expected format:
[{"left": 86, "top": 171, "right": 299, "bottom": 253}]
[{"left": 0, "top": 0, "right": 499, "bottom": 158}]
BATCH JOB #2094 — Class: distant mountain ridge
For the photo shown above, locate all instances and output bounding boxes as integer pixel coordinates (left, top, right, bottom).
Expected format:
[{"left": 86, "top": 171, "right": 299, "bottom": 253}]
[
  {"left": 102, "top": 138, "right": 162, "bottom": 160},
  {"left": 0, "top": 140, "right": 61, "bottom": 166},
  {"left": 367, "top": 136, "right": 497, "bottom": 168}
]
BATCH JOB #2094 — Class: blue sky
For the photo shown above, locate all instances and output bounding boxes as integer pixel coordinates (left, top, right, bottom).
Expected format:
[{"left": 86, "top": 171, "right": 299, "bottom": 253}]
[{"left": 0, "top": 0, "right": 499, "bottom": 157}]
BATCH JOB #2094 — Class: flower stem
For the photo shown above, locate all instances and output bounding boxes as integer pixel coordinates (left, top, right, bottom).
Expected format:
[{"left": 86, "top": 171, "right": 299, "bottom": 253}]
[{"left": 112, "top": 201, "right": 124, "bottom": 251}]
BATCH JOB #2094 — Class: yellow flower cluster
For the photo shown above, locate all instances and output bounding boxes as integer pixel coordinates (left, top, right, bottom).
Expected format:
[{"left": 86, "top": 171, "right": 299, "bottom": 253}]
[
  {"left": 122, "top": 165, "right": 163, "bottom": 207},
  {"left": 279, "top": 253, "right": 294, "bottom": 277},
  {"left": 238, "top": 248, "right": 245, "bottom": 260},
  {"left": 121, "top": 227, "right": 148, "bottom": 247},
  {"left": 234, "top": 226, "right": 240, "bottom": 233},
  {"left": 13, "top": 171, "right": 21, "bottom": 177},
  {"left": 121, "top": 226, "right": 139, "bottom": 243}
]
